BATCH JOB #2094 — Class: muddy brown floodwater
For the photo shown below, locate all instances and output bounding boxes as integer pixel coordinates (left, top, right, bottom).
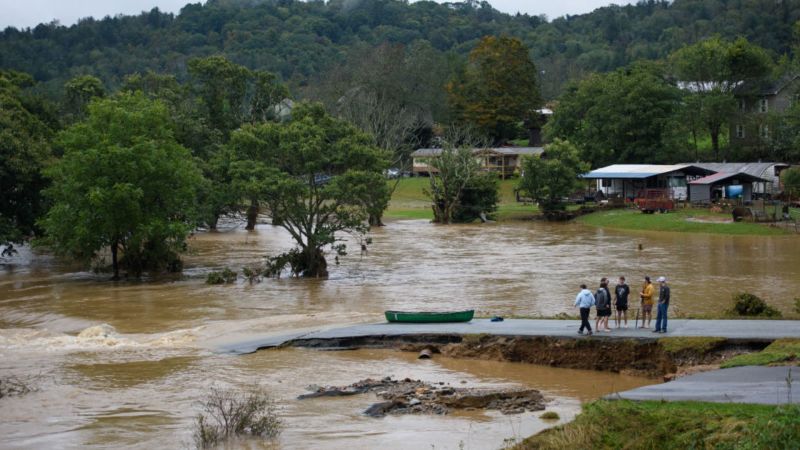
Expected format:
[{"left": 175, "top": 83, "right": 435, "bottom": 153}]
[{"left": 1, "top": 219, "right": 799, "bottom": 449}]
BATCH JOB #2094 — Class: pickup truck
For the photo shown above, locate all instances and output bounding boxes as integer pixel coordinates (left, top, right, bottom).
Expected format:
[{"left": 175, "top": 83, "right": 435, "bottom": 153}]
[{"left": 634, "top": 189, "right": 674, "bottom": 213}]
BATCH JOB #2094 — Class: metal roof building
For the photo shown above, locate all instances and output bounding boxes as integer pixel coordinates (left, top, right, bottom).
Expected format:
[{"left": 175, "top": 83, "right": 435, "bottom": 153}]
[
  {"left": 582, "top": 164, "right": 714, "bottom": 201},
  {"left": 685, "top": 162, "right": 789, "bottom": 196}
]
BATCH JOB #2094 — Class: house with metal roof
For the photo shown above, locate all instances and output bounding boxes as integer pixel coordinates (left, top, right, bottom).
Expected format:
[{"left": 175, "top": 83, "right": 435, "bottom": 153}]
[
  {"left": 687, "top": 162, "right": 790, "bottom": 197},
  {"left": 688, "top": 172, "right": 769, "bottom": 203},
  {"left": 582, "top": 164, "right": 714, "bottom": 201},
  {"left": 411, "top": 147, "right": 544, "bottom": 179}
]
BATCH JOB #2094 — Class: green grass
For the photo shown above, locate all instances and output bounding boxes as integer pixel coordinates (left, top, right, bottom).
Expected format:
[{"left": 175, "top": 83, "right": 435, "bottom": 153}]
[
  {"left": 517, "top": 400, "right": 800, "bottom": 449},
  {"left": 721, "top": 338, "right": 800, "bottom": 368},
  {"left": 578, "top": 208, "right": 789, "bottom": 236},
  {"left": 384, "top": 177, "right": 538, "bottom": 221},
  {"left": 658, "top": 337, "right": 726, "bottom": 354}
]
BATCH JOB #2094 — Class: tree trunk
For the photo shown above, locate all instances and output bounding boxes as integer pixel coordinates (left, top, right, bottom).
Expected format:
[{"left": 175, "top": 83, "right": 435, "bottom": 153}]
[
  {"left": 302, "top": 247, "right": 328, "bottom": 278},
  {"left": 368, "top": 212, "right": 384, "bottom": 227},
  {"left": 209, "top": 214, "right": 219, "bottom": 231},
  {"left": 245, "top": 199, "right": 259, "bottom": 231},
  {"left": 710, "top": 130, "right": 720, "bottom": 160},
  {"left": 111, "top": 240, "right": 120, "bottom": 281}
]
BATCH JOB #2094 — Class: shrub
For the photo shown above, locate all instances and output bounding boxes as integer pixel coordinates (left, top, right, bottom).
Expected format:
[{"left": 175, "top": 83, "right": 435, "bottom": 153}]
[
  {"left": 730, "top": 292, "right": 781, "bottom": 318},
  {"left": 193, "top": 385, "right": 281, "bottom": 449},
  {"left": 206, "top": 268, "right": 237, "bottom": 285},
  {"left": 540, "top": 411, "right": 560, "bottom": 420},
  {"left": 794, "top": 298, "right": 800, "bottom": 315}
]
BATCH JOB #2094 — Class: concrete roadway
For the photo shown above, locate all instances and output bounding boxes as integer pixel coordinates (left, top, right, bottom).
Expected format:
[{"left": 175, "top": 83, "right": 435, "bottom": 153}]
[
  {"left": 215, "top": 318, "right": 800, "bottom": 355},
  {"left": 608, "top": 365, "right": 800, "bottom": 405}
]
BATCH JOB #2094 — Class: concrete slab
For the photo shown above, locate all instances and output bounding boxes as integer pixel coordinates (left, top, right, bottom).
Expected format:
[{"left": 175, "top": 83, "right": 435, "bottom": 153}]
[
  {"left": 609, "top": 365, "right": 800, "bottom": 405},
  {"left": 217, "top": 319, "right": 800, "bottom": 354}
]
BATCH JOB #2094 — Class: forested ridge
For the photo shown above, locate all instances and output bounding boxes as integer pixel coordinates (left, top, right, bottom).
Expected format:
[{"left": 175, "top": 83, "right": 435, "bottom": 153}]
[{"left": 1, "top": 0, "right": 799, "bottom": 104}]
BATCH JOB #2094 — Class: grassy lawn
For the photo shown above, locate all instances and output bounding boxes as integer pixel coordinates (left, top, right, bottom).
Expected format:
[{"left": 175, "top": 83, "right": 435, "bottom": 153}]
[
  {"left": 577, "top": 208, "right": 789, "bottom": 236},
  {"left": 721, "top": 338, "right": 800, "bottom": 368},
  {"left": 384, "top": 177, "right": 539, "bottom": 221},
  {"left": 517, "top": 400, "right": 800, "bottom": 449}
]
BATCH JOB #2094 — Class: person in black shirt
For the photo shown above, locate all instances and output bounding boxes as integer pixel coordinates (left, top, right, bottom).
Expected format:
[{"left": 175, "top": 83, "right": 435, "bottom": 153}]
[
  {"left": 594, "top": 277, "right": 612, "bottom": 332},
  {"left": 614, "top": 276, "right": 630, "bottom": 328}
]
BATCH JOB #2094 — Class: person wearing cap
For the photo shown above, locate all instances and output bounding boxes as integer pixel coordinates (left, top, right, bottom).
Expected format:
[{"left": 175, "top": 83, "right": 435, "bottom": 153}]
[
  {"left": 614, "top": 276, "right": 630, "bottom": 328},
  {"left": 639, "top": 276, "right": 654, "bottom": 328},
  {"left": 654, "top": 276, "right": 670, "bottom": 333}
]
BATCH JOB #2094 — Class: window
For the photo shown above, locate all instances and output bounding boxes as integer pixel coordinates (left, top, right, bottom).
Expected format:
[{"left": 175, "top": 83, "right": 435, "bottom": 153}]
[
  {"left": 601, "top": 179, "right": 612, "bottom": 188},
  {"left": 739, "top": 99, "right": 746, "bottom": 111},
  {"left": 759, "top": 98, "right": 769, "bottom": 113},
  {"left": 759, "top": 124, "right": 769, "bottom": 139},
  {"left": 735, "top": 124, "right": 745, "bottom": 139}
]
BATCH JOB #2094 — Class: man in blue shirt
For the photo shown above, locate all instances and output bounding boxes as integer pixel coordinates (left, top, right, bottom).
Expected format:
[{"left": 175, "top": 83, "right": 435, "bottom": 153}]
[
  {"left": 654, "top": 276, "right": 671, "bottom": 333},
  {"left": 574, "top": 284, "right": 596, "bottom": 336}
]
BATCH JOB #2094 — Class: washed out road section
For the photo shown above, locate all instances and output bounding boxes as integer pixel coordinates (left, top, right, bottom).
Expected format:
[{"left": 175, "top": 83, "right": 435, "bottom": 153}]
[{"left": 215, "top": 319, "right": 800, "bottom": 354}]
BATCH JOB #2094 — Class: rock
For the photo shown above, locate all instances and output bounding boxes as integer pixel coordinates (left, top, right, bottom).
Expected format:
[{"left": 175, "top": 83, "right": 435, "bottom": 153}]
[
  {"left": 418, "top": 349, "right": 433, "bottom": 359},
  {"left": 364, "top": 401, "right": 402, "bottom": 418},
  {"left": 409, "top": 398, "right": 421, "bottom": 406}
]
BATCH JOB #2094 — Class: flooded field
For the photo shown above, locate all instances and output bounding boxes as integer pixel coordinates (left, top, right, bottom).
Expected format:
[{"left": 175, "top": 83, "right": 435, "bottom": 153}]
[{"left": 1, "top": 219, "right": 799, "bottom": 448}]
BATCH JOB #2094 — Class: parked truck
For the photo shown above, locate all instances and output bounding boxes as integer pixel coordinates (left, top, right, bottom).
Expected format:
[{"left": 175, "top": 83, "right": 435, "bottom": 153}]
[{"left": 634, "top": 189, "right": 674, "bottom": 213}]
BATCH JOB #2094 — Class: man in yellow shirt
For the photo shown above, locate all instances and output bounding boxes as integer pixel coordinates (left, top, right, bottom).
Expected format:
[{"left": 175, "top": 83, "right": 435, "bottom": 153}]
[{"left": 639, "top": 276, "right": 655, "bottom": 329}]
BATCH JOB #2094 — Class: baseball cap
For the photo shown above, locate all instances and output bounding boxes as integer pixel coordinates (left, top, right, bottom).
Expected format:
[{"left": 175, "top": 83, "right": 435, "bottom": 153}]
[{"left": 657, "top": 276, "right": 667, "bottom": 282}]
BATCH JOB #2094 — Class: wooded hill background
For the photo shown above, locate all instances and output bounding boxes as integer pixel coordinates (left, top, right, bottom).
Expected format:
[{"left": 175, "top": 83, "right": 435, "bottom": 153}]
[{"left": 2, "top": 0, "right": 799, "bottom": 118}]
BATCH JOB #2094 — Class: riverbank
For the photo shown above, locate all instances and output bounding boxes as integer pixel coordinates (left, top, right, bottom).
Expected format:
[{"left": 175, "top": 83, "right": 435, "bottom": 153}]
[
  {"left": 577, "top": 207, "right": 794, "bottom": 236},
  {"left": 515, "top": 399, "right": 800, "bottom": 449}
]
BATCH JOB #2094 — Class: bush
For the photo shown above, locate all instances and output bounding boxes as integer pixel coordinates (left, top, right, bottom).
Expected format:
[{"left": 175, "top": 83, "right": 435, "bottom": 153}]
[
  {"left": 206, "top": 268, "right": 237, "bottom": 285},
  {"left": 730, "top": 292, "right": 781, "bottom": 317},
  {"left": 540, "top": 411, "right": 560, "bottom": 420},
  {"left": 794, "top": 298, "right": 800, "bottom": 315},
  {"left": 193, "top": 385, "right": 281, "bottom": 449},
  {"left": 453, "top": 172, "right": 499, "bottom": 223}
]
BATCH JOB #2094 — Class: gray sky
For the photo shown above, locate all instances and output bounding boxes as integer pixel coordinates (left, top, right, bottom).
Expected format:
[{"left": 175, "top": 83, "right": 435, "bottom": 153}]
[{"left": 0, "top": 0, "right": 636, "bottom": 30}]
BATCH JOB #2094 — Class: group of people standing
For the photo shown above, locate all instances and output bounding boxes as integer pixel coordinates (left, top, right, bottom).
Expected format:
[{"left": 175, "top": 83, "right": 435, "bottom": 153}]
[{"left": 573, "top": 275, "right": 670, "bottom": 336}]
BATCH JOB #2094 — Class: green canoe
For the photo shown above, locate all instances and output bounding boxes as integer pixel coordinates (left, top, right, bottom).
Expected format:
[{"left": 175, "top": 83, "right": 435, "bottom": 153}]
[{"left": 384, "top": 310, "right": 474, "bottom": 323}]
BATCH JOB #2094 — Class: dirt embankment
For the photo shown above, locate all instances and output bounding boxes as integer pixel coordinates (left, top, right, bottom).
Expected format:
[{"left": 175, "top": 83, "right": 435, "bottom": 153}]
[{"left": 288, "top": 334, "right": 769, "bottom": 378}]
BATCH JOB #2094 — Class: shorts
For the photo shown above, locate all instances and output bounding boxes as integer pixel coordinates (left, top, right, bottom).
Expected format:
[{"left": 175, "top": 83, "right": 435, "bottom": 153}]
[
  {"left": 642, "top": 304, "right": 653, "bottom": 313},
  {"left": 597, "top": 308, "right": 611, "bottom": 317},
  {"left": 616, "top": 303, "right": 628, "bottom": 312}
]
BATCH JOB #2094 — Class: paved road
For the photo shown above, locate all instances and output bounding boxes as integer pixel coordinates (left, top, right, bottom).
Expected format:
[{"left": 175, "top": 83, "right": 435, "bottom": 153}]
[
  {"left": 215, "top": 318, "right": 800, "bottom": 354},
  {"left": 609, "top": 365, "right": 800, "bottom": 404}
]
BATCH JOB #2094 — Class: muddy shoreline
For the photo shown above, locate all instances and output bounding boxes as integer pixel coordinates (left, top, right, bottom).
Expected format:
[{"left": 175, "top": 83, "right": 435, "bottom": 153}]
[{"left": 275, "top": 334, "right": 771, "bottom": 378}]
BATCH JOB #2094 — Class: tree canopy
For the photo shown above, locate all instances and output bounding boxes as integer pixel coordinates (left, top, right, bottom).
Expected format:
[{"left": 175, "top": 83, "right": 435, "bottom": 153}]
[
  {"left": 545, "top": 62, "right": 685, "bottom": 167},
  {"left": 0, "top": 70, "right": 53, "bottom": 252},
  {"left": 447, "top": 35, "right": 542, "bottom": 143},
  {"left": 39, "top": 92, "right": 203, "bottom": 279},
  {"left": 518, "top": 139, "right": 589, "bottom": 214},
  {"left": 228, "top": 102, "right": 389, "bottom": 278}
]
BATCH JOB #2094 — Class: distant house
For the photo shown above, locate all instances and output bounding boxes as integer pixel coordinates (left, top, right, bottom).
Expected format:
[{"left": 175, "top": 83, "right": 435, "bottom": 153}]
[
  {"left": 411, "top": 147, "right": 544, "bottom": 179},
  {"left": 582, "top": 164, "right": 714, "bottom": 201},
  {"left": 687, "top": 162, "right": 790, "bottom": 197},
  {"left": 730, "top": 74, "right": 800, "bottom": 146}
]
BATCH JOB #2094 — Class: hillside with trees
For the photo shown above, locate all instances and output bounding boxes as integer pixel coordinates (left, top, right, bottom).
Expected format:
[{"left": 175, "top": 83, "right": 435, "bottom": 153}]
[{"left": 1, "top": 0, "right": 799, "bottom": 107}]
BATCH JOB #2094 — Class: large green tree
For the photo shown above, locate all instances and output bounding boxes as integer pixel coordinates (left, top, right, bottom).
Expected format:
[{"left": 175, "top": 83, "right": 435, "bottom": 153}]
[
  {"left": 0, "top": 70, "right": 53, "bottom": 253},
  {"left": 228, "top": 102, "right": 389, "bottom": 278},
  {"left": 545, "top": 62, "right": 686, "bottom": 167},
  {"left": 669, "top": 36, "right": 773, "bottom": 160},
  {"left": 447, "top": 35, "right": 542, "bottom": 144},
  {"left": 40, "top": 93, "right": 203, "bottom": 279},
  {"left": 518, "top": 139, "right": 589, "bottom": 215}
]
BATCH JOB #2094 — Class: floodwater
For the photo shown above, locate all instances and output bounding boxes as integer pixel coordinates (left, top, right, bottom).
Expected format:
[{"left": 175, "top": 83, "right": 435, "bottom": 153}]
[{"left": 1, "top": 219, "right": 799, "bottom": 449}]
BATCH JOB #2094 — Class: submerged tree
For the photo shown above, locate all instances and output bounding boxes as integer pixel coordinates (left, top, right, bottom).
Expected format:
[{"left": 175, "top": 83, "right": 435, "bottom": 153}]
[
  {"left": 518, "top": 139, "right": 589, "bottom": 215},
  {"left": 40, "top": 93, "right": 203, "bottom": 279},
  {"left": 228, "top": 102, "right": 389, "bottom": 278}
]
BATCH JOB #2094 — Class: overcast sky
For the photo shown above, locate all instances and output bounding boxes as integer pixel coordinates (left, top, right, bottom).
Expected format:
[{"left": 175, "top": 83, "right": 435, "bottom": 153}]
[{"left": 0, "top": 0, "right": 637, "bottom": 29}]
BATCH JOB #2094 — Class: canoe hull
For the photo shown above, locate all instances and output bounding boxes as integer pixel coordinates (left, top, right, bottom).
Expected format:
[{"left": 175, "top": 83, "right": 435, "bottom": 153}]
[{"left": 384, "top": 310, "right": 474, "bottom": 323}]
